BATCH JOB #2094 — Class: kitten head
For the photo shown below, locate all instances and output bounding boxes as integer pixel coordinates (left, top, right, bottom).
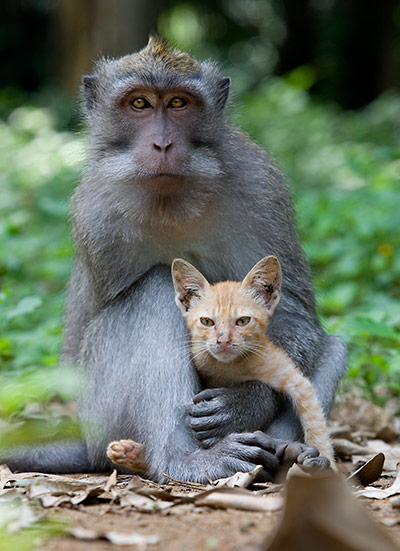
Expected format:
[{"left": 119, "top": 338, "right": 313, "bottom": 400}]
[{"left": 171, "top": 256, "right": 281, "bottom": 363}]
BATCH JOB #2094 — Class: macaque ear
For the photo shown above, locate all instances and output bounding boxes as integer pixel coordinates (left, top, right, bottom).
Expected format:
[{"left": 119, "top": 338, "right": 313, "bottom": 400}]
[
  {"left": 242, "top": 256, "right": 282, "bottom": 314},
  {"left": 216, "top": 77, "right": 230, "bottom": 109},
  {"left": 171, "top": 259, "right": 209, "bottom": 315},
  {"left": 82, "top": 74, "right": 98, "bottom": 111}
]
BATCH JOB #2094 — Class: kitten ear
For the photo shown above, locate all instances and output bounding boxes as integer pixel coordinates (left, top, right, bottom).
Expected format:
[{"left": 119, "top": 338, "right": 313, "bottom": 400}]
[
  {"left": 171, "top": 259, "right": 210, "bottom": 315},
  {"left": 242, "top": 256, "right": 282, "bottom": 314}
]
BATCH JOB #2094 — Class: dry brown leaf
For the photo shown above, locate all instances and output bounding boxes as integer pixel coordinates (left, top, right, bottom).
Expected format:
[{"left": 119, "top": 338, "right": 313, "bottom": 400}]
[
  {"left": 332, "top": 438, "right": 372, "bottom": 457},
  {"left": 253, "top": 483, "right": 284, "bottom": 495},
  {"left": 265, "top": 472, "right": 398, "bottom": 551},
  {"left": 365, "top": 439, "right": 393, "bottom": 453},
  {"left": 118, "top": 489, "right": 174, "bottom": 511},
  {"left": 389, "top": 495, "right": 400, "bottom": 509},
  {"left": 331, "top": 395, "right": 398, "bottom": 442},
  {"left": 355, "top": 463, "right": 400, "bottom": 499},
  {"left": 0, "top": 464, "right": 14, "bottom": 490},
  {"left": 368, "top": 442, "right": 400, "bottom": 471},
  {"left": 104, "top": 469, "right": 118, "bottom": 492},
  {"left": 352, "top": 442, "right": 400, "bottom": 472},
  {"left": 347, "top": 453, "right": 385, "bottom": 486},
  {"left": 161, "top": 473, "right": 207, "bottom": 490},
  {"left": 70, "top": 527, "right": 98, "bottom": 540},
  {"left": 2, "top": 469, "right": 111, "bottom": 487},
  {"left": 195, "top": 487, "right": 283, "bottom": 512},
  {"left": 106, "top": 531, "right": 159, "bottom": 545},
  {"left": 380, "top": 518, "right": 399, "bottom": 528},
  {"left": 26, "top": 476, "right": 105, "bottom": 507},
  {"left": 211, "top": 465, "right": 263, "bottom": 489},
  {"left": 71, "top": 526, "right": 159, "bottom": 546}
]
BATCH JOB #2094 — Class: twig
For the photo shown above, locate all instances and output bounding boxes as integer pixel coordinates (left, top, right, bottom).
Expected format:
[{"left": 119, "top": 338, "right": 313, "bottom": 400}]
[{"left": 162, "top": 473, "right": 207, "bottom": 490}]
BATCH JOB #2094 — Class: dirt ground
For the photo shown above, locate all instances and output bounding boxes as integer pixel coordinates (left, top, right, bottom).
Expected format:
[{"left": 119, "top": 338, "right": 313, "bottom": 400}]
[
  {"left": 44, "top": 504, "right": 282, "bottom": 551},
  {"left": 2, "top": 395, "right": 400, "bottom": 551},
  {"left": 41, "top": 493, "right": 400, "bottom": 551},
  {"left": 35, "top": 460, "right": 400, "bottom": 551}
]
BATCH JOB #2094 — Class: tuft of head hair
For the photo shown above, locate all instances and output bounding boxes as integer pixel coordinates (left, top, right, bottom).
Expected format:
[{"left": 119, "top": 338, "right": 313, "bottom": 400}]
[
  {"left": 116, "top": 35, "right": 200, "bottom": 77},
  {"left": 82, "top": 36, "right": 230, "bottom": 116}
]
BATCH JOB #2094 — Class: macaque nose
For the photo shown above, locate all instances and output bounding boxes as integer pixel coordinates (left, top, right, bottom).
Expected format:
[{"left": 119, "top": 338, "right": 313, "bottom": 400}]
[{"left": 153, "top": 140, "right": 172, "bottom": 153}]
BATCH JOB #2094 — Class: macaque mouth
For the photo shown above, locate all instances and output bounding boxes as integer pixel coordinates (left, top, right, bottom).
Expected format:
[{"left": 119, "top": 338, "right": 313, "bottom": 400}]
[{"left": 141, "top": 173, "right": 184, "bottom": 195}]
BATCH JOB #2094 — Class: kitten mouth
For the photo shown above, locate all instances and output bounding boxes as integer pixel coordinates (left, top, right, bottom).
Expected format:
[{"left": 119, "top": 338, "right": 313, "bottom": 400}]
[{"left": 210, "top": 348, "right": 240, "bottom": 363}]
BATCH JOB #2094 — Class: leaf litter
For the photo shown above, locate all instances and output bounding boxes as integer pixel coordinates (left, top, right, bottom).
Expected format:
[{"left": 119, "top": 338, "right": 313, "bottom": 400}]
[{"left": 0, "top": 394, "right": 399, "bottom": 550}]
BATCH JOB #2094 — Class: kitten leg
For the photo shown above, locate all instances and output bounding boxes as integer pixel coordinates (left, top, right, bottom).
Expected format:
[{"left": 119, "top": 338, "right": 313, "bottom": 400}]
[
  {"left": 261, "top": 351, "right": 335, "bottom": 465},
  {"left": 288, "top": 372, "right": 335, "bottom": 464},
  {"left": 106, "top": 439, "right": 148, "bottom": 472}
]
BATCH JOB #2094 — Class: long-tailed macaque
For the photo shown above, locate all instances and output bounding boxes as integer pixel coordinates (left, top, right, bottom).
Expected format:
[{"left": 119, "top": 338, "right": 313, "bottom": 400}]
[{"left": 4, "top": 37, "right": 346, "bottom": 482}]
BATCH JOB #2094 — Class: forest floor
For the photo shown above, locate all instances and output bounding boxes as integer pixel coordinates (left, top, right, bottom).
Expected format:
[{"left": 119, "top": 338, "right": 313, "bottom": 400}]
[{"left": 2, "top": 394, "right": 400, "bottom": 551}]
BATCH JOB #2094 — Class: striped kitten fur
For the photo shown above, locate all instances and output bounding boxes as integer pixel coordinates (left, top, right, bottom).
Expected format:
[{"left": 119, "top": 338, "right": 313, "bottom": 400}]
[{"left": 172, "top": 256, "right": 335, "bottom": 465}]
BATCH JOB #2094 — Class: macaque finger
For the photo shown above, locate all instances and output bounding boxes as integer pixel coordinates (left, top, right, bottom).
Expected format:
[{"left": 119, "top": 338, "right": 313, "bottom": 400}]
[
  {"left": 188, "top": 400, "right": 223, "bottom": 417},
  {"left": 193, "top": 388, "right": 225, "bottom": 404},
  {"left": 301, "top": 456, "right": 331, "bottom": 472},
  {"left": 188, "top": 415, "right": 227, "bottom": 432}
]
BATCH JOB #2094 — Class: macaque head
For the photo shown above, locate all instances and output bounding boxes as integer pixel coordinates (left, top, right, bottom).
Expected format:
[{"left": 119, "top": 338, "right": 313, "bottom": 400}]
[
  {"left": 82, "top": 36, "right": 231, "bottom": 224},
  {"left": 171, "top": 256, "right": 282, "bottom": 363}
]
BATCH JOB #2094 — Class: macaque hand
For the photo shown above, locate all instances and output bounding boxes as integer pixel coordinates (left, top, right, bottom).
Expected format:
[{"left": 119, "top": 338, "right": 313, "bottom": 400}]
[{"left": 188, "top": 384, "right": 272, "bottom": 448}]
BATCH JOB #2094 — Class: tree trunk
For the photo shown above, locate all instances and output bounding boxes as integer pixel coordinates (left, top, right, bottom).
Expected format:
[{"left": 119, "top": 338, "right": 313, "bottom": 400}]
[{"left": 54, "top": 0, "right": 164, "bottom": 93}]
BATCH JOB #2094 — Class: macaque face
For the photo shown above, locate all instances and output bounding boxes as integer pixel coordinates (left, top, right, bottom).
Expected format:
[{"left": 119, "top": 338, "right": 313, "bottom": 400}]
[
  {"left": 82, "top": 39, "right": 230, "bottom": 226},
  {"left": 117, "top": 85, "right": 204, "bottom": 196}
]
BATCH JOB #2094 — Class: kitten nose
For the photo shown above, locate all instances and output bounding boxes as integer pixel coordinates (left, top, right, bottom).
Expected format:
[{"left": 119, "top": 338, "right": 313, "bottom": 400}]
[{"left": 217, "top": 335, "right": 231, "bottom": 347}]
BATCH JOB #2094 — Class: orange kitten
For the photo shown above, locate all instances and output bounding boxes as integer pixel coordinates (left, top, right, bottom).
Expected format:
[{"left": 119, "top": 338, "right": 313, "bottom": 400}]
[{"left": 172, "top": 256, "right": 335, "bottom": 465}]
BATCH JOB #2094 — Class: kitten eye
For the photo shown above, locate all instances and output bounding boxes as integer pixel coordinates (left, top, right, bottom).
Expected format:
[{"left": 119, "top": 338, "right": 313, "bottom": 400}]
[
  {"left": 200, "top": 317, "right": 215, "bottom": 327},
  {"left": 168, "top": 97, "right": 187, "bottom": 109},
  {"left": 131, "top": 97, "right": 150, "bottom": 110},
  {"left": 236, "top": 317, "right": 251, "bottom": 326}
]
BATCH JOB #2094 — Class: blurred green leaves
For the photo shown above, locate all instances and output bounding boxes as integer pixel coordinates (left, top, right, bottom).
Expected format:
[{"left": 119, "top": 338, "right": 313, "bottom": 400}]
[
  {"left": 0, "top": 105, "right": 82, "bottom": 459},
  {"left": 235, "top": 79, "right": 400, "bottom": 402},
  {"left": 0, "top": 78, "right": 399, "bottom": 416},
  {"left": 0, "top": 105, "right": 81, "bottom": 379}
]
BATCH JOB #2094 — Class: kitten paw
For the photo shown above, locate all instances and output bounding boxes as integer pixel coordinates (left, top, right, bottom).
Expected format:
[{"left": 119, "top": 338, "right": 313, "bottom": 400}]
[{"left": 106, "top": 439, "right": 147, "bottom": 472}]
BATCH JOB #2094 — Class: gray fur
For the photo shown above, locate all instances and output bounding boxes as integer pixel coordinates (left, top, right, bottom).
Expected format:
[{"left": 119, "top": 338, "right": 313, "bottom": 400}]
[{"left": 4, "top": 43, "right": 347, "bottom": 481}]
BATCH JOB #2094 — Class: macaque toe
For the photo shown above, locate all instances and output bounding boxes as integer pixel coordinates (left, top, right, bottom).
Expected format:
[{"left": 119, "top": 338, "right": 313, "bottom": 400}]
[
  {"left": 106, "top": 439, "right": 147, "bottom": 472},
  {"left": 301, "top": 455, "right": 331, "bottom": 472}
]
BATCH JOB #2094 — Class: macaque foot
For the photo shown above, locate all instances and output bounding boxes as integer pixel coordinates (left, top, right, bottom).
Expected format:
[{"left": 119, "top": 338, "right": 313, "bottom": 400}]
[
  {"left": 106, "top": 439, "right": 147, "bottom": 472},
  {"left": 280, "top": 441, "right": 331, "bottom": 475}
]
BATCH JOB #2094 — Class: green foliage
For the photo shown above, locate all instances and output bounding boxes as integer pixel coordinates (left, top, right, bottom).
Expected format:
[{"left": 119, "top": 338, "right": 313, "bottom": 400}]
[
  {"left": 0, "top": 105, "right": 82, "bottom": 374},
  {"left": 0, "top": 500, "right": 68, "bottom": 551},
  {"left": 0, "top": 105, "right": 83, "bottom": 447},
  {"left": 0, "top": 80, "right": 399, "bottom": 419},
  {"left": 236, "top": 79, "right": 400, "bottom": 402}
]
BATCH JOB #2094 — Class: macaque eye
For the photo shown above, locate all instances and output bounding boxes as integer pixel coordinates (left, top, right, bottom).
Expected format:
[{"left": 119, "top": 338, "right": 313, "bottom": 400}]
[
  {"left": 168, "top": 97, "right": 187, "bottom": 109},
  {"left": 236, "top": 317, "right": 251, "bottom": 326},
  {"left": 200, "top": 317, "right": 215, "bottom": 327},
  {"left": 131, "top": 97, "right": 150, "bottom": 110}
]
